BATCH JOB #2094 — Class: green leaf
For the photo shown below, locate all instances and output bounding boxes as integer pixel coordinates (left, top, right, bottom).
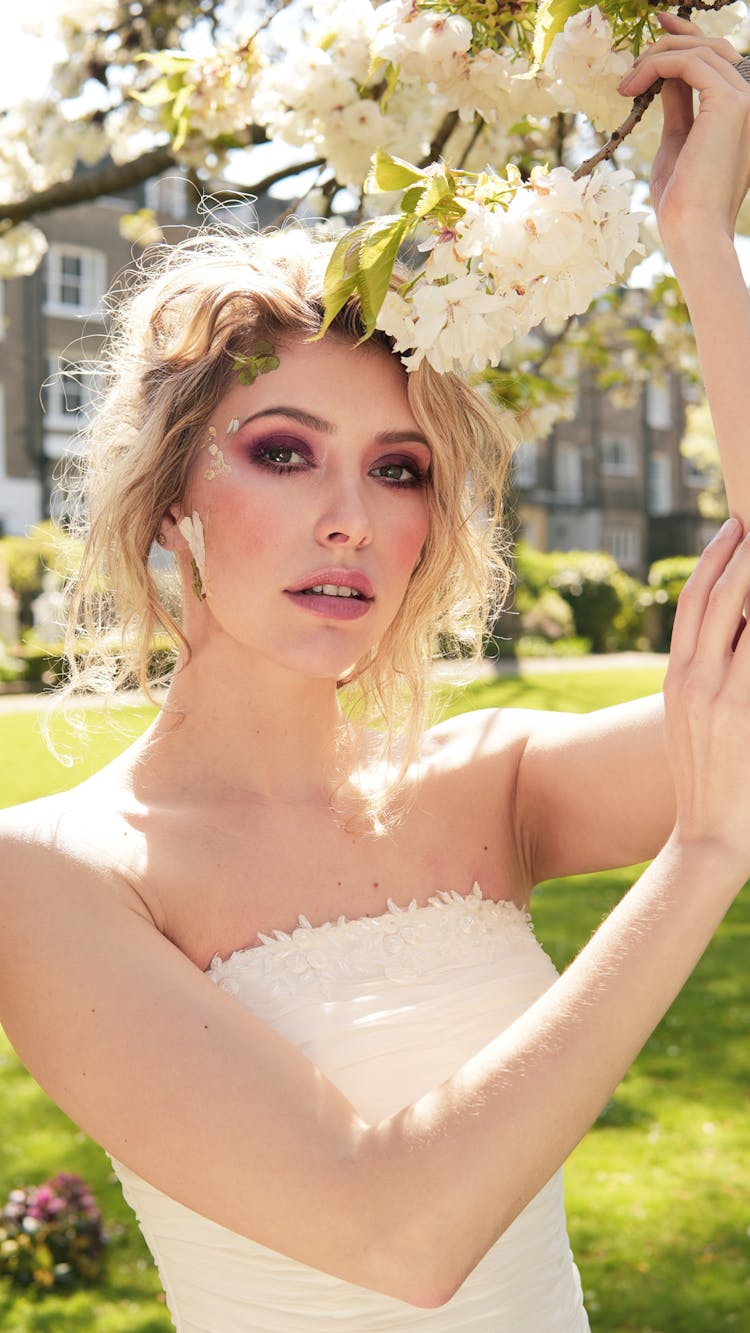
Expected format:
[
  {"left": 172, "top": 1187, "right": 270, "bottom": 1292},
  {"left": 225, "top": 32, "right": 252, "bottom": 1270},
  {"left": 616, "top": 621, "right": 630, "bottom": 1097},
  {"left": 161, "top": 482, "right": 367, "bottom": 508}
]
[
  {"left": 313, "top": 228, "right": 368, "bottom": 341},
  {"left": 136, "top": 50, "right": 195, "bottom": 75},
  {"left": 356, "top": 215, "right": 410, "bottom": 336},
  {"left": 317, "top": 215, "right": 410, "bottom": 343},
  {"left": 366, "top": 149, "right": 427, "bottom": 195},
  {"left": 379, "top": 60, "right": 401, "bottom": 112},
  {"left": 413, "top": 170, "right": 454, "bottom": 220},
  {"left": 531, "top": 0, "right": 586, "bottom": 72},
  {"left": 130, "top": 78, "right": 175, "bottom": 108}
]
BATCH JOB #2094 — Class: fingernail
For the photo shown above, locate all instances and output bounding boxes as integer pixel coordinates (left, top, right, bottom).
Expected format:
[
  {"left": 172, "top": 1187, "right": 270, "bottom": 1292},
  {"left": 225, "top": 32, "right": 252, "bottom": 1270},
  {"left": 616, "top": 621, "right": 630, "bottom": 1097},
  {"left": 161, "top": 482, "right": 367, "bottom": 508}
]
[{"left": 720, "top": 517, "right": 740, "bottom": 537}]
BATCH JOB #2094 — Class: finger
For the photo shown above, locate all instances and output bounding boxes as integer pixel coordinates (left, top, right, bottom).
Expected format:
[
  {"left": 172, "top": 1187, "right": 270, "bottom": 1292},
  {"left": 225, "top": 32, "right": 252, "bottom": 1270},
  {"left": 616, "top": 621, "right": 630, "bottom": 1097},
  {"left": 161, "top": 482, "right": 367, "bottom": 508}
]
[
  {"left": 660, "top": 72, "right": 694, "bottom": 141},
  {"left": 638, "top": 29, "right": 741, "bottom": 68},
  {"left": 693, "top": 530, "right": 750, "bottom": 671},
  {"left": 669, "top": 518, "right": 742, "bottom": 668},
  {"left": 620, "top": 45, "right": 750, "bottom": 99}
]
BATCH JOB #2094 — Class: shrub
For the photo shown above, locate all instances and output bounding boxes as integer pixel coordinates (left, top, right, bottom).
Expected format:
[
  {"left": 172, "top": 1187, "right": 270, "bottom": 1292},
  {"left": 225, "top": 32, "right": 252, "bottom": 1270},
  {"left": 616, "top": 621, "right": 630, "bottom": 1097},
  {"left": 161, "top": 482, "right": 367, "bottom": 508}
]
[
  {"left": 647, "top": 555, "right": 699, "bottom": 650},
  {"left": 0, "top": 523, "right": 81, "bottom": 626},
  {"left": 520, "top": 589, "right": 575, "bottom": 641},
  {"left": 514, "top": 543, "right": 648, "bottom": 653},
  {"left": 0, "top": 1173, "right": 107, "bottom": 1291}
]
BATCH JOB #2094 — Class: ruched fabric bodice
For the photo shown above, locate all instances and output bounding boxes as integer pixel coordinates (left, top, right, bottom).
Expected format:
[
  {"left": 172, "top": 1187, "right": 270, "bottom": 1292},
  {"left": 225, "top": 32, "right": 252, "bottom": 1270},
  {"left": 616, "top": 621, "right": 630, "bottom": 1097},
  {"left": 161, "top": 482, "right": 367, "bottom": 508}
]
[{"left": 110, "top": 885, "right": 590, "bottom": 1332}]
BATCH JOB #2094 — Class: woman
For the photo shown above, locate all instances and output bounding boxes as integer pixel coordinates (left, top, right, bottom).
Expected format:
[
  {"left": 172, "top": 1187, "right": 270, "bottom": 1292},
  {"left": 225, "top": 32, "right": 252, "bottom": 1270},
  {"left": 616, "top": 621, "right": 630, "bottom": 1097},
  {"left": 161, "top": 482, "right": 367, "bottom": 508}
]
[{"left": 1, "top": 20, "right": 749, "bottom": 1331}]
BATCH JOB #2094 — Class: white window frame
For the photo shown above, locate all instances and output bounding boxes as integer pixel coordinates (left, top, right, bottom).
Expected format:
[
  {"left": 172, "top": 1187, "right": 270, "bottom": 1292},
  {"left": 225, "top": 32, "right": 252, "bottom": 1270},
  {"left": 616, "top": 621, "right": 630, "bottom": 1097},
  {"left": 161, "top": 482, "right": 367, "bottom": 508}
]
[
  {"left": 43, "top": 244, "right": 107, "bottom": 319},
  {"left": 647, "top": 452, "right": 673, "bottom": 515},
  {"left": 554, "top": 443, "right": 582, "bottom": 503},
  {"left": 513, "top": 440, "right": 538, "bottom": 489},
  {"left": 43, "top": 353, "right": 100, "bottom": 434},
  {"left": 646, "top": 379, "right": 673, "bottom": 430},
  {"left": 0, "top": 382, "right": 6, "bottom": 476},
  {"left": 145, "top": 174, "right": 189, "bottom": 220},
  {"left": 605, "top": 524, "right": 641, "bottom": 569},
  {"left": 601, "top": 435, "right": 638, "bottom": 476}
]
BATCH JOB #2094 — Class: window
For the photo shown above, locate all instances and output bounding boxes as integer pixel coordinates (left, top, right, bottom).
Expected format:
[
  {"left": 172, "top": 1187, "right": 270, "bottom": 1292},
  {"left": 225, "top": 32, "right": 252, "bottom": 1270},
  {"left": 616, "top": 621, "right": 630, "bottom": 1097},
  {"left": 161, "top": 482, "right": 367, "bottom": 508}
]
[
  {"left": 601, "top": 436, "right": 637, "bottom": 475},
  {"left": 605, "top": 524, "right": 641, "bottom": 569},
  {"left": 145, "top": 174, "right": 189, "bottom": 220},
  {"left": 44, "top": 245, "right": 107, "bottom": 317},
  {"left": 646, "top": 379, "right": 672, "bottom": 430},
  {"left": 513, "top": 440, "right": 537, "bottom": 489},
  {"left": 43, "top": 354, "right": 98, "bottom": 432},
  {"left": 0, "top": 382, "right": 6, "bottom": 476},
  {"left": 554, "top": 444, "right": 582, "bottom": 503},
  {"left": 647, "top": 452, "right": 672, "bottom": 515}
]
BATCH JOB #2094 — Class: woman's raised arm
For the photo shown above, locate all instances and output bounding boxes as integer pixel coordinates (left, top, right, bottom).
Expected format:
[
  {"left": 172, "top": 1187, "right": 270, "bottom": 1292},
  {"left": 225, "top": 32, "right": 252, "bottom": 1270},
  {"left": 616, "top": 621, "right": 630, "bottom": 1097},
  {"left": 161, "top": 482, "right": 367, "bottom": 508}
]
[
  {"left": 621, "top": 13, "right": 750, "bottom": 525},
  {"left": 2, "top": 518, "right": 749, "bottom": 1309}
]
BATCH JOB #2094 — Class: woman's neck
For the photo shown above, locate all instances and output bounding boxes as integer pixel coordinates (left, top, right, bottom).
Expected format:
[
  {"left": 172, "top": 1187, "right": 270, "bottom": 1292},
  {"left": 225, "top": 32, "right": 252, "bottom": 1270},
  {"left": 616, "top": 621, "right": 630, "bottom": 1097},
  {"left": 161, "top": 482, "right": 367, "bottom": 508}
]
[{"left": 133, "top": 643, "right": 349, "bottom": 807}]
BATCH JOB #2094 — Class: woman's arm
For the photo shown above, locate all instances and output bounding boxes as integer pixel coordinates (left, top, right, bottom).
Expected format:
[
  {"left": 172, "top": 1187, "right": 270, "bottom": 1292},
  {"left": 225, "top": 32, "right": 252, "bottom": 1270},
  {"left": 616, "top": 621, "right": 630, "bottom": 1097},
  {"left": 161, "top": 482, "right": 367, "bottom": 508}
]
[
  {"left": 516, "top": 27, "right": 750, "bottom": 881},
  {"left": 2, "top": 519, "right": 749, "bottom": 1309},
  {"left": 622, "top": 12, "right": 750, "bottom": 525}
]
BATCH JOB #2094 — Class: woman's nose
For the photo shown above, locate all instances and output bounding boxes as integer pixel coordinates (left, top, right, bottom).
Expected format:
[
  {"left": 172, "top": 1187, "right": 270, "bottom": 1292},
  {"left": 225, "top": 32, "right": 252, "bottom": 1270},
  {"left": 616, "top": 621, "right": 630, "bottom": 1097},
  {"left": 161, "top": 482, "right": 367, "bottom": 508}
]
[{"left": 314, "top": 478, "right": 373, "bottom": 549}]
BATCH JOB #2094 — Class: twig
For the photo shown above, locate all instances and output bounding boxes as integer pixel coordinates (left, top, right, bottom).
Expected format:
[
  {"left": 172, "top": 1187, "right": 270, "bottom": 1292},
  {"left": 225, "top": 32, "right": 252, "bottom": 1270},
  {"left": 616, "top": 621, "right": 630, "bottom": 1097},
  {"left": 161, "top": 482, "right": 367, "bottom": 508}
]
[
  {"left": 243, "top": 0, "right": 296, "bottom": 52},
  {"left": 244, "top": 156, "right": 326, "bottom": 197},
  {"left": 418, "top": 110, "right": 460, "bottom": 168},
  {"left": 456, "top": 115, "right": 487, "bottom": 170},
  {"left": 572, "top": 83, "right": 662, "bottom": 181}
]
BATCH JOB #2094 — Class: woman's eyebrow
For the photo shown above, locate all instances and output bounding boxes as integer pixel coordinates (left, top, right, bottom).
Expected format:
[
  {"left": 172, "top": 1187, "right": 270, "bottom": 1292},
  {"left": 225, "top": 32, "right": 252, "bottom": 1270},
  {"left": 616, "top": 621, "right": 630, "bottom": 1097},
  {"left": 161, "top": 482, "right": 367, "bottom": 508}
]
[
  {"left": 239, "top": 406, "right": 335, "bottom": 433},
  {"left": 239, "top": 406, "right": 431, "bottom": 449}
]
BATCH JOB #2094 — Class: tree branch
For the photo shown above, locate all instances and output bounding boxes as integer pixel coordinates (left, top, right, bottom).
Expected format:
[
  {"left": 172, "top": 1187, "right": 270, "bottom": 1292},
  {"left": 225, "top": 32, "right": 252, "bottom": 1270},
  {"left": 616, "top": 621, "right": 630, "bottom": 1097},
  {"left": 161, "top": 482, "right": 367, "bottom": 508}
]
[
  {"left": 0, "top": 145, "right": 176, "bottom": 226},
  {"left": 418, "top": 110, "right": 461, "bottom": 168},
  {"left": 241, "top": 156, "right": 326, "bottom": 198},
  {"left": 0, "top": 126, "right": 269, "bottom": 227},
  {"left": 572, "top": 84, "right": 661, "bottom": 182}
]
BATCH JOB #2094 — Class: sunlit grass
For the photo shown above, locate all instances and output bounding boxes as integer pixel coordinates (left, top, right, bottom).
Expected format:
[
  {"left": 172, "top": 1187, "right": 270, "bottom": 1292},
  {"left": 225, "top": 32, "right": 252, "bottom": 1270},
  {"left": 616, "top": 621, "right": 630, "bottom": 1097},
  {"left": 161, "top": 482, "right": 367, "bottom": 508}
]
[{"left": 2, "top": 663, "right": 748, "bottom": 1330}]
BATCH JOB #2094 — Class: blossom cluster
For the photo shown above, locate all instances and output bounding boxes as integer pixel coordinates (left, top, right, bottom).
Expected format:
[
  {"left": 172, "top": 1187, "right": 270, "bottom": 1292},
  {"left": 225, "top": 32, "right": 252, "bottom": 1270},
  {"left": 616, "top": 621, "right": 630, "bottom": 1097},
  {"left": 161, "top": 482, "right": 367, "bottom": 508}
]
[
  {"left": 177, "top": 44, "right": 265, "bottom": 143},
  {"left": 377, "top": 165, "right": 643, "bottom": 374},
  {"left": 545, "top": 7, "right": 633, "bottom": 132},
  {"left": 0, "top": 1173, "right": 107, "bottom": 1290},
  {"left": 252, "top": 0, "right": 439, "bottom": 189},
  {"left": 371, "top": 0, "right": 557, "bottom": 123}
]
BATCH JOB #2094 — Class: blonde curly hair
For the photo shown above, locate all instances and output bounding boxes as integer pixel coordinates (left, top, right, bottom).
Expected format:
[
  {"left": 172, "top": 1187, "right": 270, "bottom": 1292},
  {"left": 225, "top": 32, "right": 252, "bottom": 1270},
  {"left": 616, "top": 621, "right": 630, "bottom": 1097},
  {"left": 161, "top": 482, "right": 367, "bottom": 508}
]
[{"left": 60, "top": 226, "right": 515, "bottom": 821}]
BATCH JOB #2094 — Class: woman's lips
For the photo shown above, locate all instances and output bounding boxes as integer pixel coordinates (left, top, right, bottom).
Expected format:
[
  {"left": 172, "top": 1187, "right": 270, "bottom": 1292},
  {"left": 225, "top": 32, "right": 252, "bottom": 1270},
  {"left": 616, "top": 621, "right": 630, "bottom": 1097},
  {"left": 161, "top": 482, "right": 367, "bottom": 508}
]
[
  {"left": 284, "top": 587, "right": 372, "bottom": 620},
  {"left": 284, "top": 569, "right": 374, "bottom": 617}
]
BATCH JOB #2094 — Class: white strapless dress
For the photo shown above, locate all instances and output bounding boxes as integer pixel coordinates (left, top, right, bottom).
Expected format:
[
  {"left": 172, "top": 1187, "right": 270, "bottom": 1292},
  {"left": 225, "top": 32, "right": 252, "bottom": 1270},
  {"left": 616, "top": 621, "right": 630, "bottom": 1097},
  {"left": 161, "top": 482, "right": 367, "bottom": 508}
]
[{"left": 110, "top": 885, "right": 590, "bottom": 1332}]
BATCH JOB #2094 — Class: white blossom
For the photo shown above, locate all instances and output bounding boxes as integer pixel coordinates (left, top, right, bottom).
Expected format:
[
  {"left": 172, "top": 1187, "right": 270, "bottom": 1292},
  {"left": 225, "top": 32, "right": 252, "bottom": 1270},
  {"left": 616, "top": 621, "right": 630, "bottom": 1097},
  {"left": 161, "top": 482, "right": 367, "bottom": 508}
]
[
  {"left": 546, "top": 7, "right": 633, "bottom": 132},
  {"left": 376, "top": 165, "right": 643, "bottom": 375},
  {"left": 0, "top": 225, "right": 48, "bottom": 278}
]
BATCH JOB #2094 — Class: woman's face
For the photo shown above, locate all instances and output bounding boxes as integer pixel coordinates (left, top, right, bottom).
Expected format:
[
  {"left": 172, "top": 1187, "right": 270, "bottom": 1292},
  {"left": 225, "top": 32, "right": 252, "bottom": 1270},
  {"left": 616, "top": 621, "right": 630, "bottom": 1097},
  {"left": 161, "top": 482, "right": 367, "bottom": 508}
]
[{"left": 175, "top": 336, "right": 431, "bottom": 681}]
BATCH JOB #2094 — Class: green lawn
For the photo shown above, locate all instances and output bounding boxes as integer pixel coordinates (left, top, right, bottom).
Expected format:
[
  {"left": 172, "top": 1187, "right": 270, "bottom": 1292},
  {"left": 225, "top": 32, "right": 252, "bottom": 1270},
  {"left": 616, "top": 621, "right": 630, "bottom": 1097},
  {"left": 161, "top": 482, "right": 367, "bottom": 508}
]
[{"left": 1, "top": 666, "right": 748, "bottom": 1331}]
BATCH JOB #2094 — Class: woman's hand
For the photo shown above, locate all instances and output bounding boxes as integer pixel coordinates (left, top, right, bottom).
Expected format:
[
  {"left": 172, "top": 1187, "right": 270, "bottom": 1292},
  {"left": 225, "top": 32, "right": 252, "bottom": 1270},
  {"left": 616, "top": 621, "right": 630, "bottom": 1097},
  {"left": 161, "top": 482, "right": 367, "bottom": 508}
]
[
  {"left": 665, "top": 516, "right": 750, "bottom": 872},
  {"left": 618, "top": 12, "right": 750, "bottom": 255}
]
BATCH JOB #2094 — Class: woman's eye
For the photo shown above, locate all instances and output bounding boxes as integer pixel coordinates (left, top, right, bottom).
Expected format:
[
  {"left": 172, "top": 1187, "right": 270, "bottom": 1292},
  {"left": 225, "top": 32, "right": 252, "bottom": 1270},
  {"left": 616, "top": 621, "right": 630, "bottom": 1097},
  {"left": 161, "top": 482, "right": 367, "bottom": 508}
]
[
  {"left": 249, "top": 438, "right": 311, "bottom": 471},
  {"left": 371, "top": 460, "right": 423, "bottom": 485},
  {"left": 264, "top": 445, "right": 301, "bottom": 466}
]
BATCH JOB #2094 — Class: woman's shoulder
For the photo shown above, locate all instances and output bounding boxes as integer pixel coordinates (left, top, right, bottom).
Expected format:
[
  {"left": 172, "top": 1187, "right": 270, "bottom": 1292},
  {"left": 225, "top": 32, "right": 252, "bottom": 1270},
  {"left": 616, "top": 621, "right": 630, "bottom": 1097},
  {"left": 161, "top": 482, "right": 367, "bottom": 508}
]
[
  {"left": 0, "top": 778, "right": 153, "bottom": 922},
  {"left": 419, "top": 705, "right": 543, "bottom": 773}
]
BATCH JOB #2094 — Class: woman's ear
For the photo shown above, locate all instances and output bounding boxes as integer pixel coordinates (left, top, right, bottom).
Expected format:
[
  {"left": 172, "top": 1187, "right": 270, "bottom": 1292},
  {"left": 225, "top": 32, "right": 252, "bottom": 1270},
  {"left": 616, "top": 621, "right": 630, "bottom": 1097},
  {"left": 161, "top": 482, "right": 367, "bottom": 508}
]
[{"left": 156, "top": 508, "right": 181, "bottom": 551}]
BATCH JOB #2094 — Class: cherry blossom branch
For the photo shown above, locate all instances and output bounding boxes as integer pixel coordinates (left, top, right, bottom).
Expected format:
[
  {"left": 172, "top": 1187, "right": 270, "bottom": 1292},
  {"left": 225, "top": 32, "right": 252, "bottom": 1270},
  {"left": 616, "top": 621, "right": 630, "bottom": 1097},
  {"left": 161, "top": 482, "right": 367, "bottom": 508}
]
[
  {"left": 418, "top": 110, "right": 461, "bottom": 167},
  {"left": 456, "top": 115, "right": 487, "bottom": 170},
  {"left": 0, "top": 145, "right": 177, "bottom": 227},
  {"left": 571, "top": 83, "right": 662, "bottom": 181},
  {"left": 571, "top": 0, "right": 742, "bottom": 181},
  {"left": 0, "top": 127, "right": 269, "bottom": 228}
]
